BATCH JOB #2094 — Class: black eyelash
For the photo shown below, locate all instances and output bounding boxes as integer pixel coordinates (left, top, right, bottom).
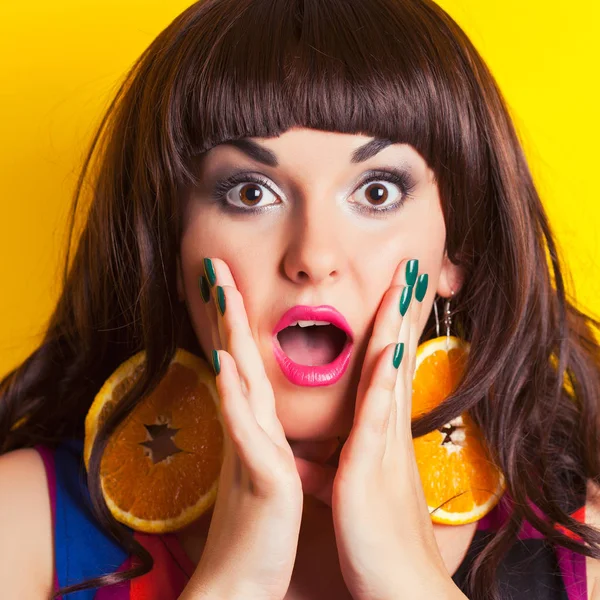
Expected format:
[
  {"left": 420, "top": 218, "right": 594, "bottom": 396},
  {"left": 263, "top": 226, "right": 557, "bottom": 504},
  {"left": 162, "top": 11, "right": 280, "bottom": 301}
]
[
  {"left": 353, "top": 169, "right": 418, "bottom": 215},
  {"left": 211, "top": 173, "right": 275, "bottom": 214},
  {"left": 210, "top": 168, "right": 417, "bottom": 215}
]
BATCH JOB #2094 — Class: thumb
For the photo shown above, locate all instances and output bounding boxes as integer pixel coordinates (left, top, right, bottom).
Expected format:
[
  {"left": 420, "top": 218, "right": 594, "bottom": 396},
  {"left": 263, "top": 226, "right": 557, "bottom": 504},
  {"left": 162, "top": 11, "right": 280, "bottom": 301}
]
[{"left": 294, "top": 456, "right": 336, "bottom": 507}]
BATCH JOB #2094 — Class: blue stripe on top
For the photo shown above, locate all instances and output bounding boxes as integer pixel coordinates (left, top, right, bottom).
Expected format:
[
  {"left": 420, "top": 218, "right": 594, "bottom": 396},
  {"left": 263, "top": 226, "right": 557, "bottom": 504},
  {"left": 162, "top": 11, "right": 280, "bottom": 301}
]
[{"left": 53, "top": 438, "right": 129, "bottom": 599}]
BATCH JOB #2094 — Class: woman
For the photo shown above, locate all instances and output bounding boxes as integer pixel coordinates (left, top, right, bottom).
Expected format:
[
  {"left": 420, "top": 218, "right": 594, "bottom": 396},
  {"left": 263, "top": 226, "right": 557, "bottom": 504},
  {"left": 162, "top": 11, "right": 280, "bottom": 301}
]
[{"left": 1, "top": 0, "right": 599, "bottom": 598}]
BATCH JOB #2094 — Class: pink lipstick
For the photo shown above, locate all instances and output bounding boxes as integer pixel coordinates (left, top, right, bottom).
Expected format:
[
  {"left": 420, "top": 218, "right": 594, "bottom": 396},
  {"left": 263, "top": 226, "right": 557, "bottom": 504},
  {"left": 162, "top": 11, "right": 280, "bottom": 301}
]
[{"left": 272, "top": 305, "right": 354, "bottom": 387}]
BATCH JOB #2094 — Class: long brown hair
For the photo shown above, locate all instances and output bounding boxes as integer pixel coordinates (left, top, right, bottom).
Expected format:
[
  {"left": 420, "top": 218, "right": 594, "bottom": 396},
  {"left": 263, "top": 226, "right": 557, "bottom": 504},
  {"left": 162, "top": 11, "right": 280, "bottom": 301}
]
[{"left": 2, "top": 0, "right": 599, "bottom": 597}]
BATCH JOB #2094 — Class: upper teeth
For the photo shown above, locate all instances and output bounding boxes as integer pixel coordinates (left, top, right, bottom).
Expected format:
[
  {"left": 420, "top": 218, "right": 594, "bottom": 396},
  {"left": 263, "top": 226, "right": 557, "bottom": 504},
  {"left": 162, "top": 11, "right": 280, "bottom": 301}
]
[{"left": 290, "top": 320, "right": 331, "bottom": 327}]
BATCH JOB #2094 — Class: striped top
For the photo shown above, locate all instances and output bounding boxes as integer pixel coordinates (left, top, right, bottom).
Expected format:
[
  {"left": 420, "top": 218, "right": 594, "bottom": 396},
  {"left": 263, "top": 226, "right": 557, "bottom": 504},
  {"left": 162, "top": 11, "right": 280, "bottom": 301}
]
[
  {"left": 452, "top": 490, "right": 587, "bottom": 599},
  {"left": 34, "top": 439, "right": 588, "bottom": 599}
]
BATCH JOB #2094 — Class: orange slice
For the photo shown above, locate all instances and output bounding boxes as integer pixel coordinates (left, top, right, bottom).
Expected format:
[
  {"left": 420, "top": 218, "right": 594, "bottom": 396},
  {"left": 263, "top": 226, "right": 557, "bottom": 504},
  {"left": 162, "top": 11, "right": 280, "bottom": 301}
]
[
  {"left": 411, "top": 336, "right": 505, "bottom": 525},
  {"left": 84, "top": 348, "right": 224, "bottom": 533}
]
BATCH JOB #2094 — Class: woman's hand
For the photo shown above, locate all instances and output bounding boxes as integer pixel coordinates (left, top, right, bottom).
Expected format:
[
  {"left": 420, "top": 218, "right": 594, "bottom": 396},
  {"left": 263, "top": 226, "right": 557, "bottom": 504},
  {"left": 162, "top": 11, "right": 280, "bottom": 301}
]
[
  {"left": 294, "top": 258, "right": 467, "bottom": 600},
  {"left": 181, "top": 258, "right": 303, "bottom": 600}
]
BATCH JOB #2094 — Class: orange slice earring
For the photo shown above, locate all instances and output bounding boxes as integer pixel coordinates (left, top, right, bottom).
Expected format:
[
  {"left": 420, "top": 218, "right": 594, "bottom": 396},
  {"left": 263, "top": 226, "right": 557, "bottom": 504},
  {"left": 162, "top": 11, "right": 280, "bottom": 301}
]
[
  {"left": 411, "top": 290, "right": 506, "bottom": 525},
  {"left": 83, "top": 348, "right": 225, "bottom": 533}
]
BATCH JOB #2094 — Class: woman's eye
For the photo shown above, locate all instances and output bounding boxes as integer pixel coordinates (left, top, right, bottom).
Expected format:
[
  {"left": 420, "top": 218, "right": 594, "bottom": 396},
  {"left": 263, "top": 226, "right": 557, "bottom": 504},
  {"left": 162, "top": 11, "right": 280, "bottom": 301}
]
[
  {"left": 218, "top": 180, "right": 280, "bottom": 210},
  {"left": 350, "top": 169, "right": 417, "bottom": 214},
  {"left": 213, "top": 175, "right": 278, "bottom": 212},
  {"left": 354, "top": 180, "right": 401, "bottom": 209}
]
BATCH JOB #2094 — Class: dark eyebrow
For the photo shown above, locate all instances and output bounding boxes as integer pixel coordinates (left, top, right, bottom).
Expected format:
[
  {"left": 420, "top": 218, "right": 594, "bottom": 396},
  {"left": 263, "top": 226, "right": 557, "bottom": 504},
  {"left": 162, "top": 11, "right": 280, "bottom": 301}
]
[
  {"left": 221, "top": 139, "right": 279, "bottom": 167},
  {"left": 220, "top": 136, "right": 395, "bottom": 167},
  {"left": 349, "top": 137, "right": 395, "bottom": 163}
]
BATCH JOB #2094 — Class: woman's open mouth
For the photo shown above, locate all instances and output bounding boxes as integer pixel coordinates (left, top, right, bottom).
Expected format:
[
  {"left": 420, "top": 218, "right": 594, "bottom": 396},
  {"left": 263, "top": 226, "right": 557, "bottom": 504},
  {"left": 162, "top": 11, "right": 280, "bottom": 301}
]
[{"left": 272, "top": 305, "right": 354, "bottom": 387}]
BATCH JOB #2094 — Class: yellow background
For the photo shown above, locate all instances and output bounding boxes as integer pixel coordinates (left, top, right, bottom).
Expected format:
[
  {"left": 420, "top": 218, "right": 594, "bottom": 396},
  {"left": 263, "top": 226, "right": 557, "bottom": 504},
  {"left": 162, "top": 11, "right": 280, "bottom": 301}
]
[{"left": 1, "top": 1, "right": 598, "bottom": 378}]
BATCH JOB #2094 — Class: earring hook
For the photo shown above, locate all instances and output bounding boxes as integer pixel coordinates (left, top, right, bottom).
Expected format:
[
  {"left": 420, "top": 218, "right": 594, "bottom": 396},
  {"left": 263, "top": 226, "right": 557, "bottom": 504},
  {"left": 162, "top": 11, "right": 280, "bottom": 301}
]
[{"left": 434, "top": 289, "right": 455, "bottom": 349}]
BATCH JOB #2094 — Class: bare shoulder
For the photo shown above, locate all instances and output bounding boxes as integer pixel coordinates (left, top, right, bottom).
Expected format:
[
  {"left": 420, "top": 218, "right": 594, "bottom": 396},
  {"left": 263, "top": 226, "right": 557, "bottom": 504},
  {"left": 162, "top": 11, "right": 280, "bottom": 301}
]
[
  {"left": 0, "top": 447, "right": 55, "bottom": 599},
  {"left": 585, "top": 480, "right": 600, "bottom": 599}
]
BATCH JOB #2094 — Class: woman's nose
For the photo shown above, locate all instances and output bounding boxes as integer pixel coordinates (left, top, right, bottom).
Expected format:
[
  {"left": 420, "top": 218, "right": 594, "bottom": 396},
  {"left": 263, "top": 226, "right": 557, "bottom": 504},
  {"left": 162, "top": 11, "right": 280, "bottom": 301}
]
[{"left": 281, "top": 201, "right": 346, "bottom": 286}]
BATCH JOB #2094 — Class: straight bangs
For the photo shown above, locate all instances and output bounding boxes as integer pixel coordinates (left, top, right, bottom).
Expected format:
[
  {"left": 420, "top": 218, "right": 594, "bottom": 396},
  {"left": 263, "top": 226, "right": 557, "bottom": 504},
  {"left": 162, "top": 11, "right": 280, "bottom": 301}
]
[{"left": 150, "top": 0, "right": 488, "bottom": 197}]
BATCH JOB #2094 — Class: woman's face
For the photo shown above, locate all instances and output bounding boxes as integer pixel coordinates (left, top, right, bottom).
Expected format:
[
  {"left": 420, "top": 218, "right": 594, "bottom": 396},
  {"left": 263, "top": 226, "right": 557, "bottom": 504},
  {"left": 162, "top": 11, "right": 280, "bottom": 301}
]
[{"left": 177, "top": 127, "right": 463, "bottom": 451}]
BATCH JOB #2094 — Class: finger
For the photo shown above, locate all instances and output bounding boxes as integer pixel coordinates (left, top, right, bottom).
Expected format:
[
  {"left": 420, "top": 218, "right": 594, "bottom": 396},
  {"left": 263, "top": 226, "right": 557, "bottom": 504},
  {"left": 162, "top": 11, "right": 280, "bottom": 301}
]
[
  {"left": 207, "top": 259, "right": 260, "bottom": 390},
  {"left": 355, "top": 283, "right": 404, "bottom": 419},
  {"left": 208, "top": 258, "right": 281, "bottom": 435},
  {"left": 402, "top": 272, "right": 428, "bottom": 425},
  {"left": 390, "top": 310, "right": 408, "bottom": 443},
  {"left": 389, "top": 277, "right": 415, "bottom": 440},
  {"left": 199, "top": 263, "right": 221, "bottom": 352},
  {"left": 409, "top": 273, "right": 429, "bottom": 375},
  {"left": 357, "top": 258, "right": 419, "bottom": 404},
  {"left": 353, "top": 341, "right": 403, "bottom": 463},
  {"left": 356, "top": 258, "right": 418, "bottom": 435},
  {"left": 392, "top": 270, "right": 427, "bottom": 440},
  {"left": 213, "top": 350, "right": 292, "bottom": 495},
  {"left": 392, "top": 283, "right": 413, "bottom": 441},
  {"left": 204, "top": 257, "right": 232, "bottom": 353}
]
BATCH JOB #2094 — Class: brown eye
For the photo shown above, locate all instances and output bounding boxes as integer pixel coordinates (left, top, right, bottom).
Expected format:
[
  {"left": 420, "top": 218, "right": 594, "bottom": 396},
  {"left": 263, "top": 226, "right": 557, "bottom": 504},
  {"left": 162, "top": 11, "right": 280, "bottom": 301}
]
[
  {"left": 351, "top": 174, "right": 407, "bottom": 214},
  {"left": 239, "top": 183, "right": 263, "bottom": 206},
  {"left": 213, "top": 174, "right": 282, "bottom": 213},
  {"left": 364, "top": 182, "right": 388, "bottom": 206}
]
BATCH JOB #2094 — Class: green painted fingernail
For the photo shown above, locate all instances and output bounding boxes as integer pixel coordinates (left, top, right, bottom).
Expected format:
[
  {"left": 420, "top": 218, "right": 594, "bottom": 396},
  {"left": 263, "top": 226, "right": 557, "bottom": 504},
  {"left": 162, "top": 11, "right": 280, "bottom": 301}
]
[
  {"left": 211, "top": 349, "right": 221, "bottom": 375},
  {"left": 399, "top": 285, "right": 413, "bottom": 316},
  {"left": 216, "top": 286, "right": 226, "bottom": 316},
  {"left": 415, "top": 273, "right": 429, "bottom": 302},
  {"left": 203, "top": 258, "right": 216, "bottom": 287},
  {"left": 198, "top": 275, "right": 210, "bottom": 303},
  {"left": 393, "top": 343, "right": 404, "bottom": 369},
  {"left": 406, "top": 259, "right": 418, "bottom": 286}
]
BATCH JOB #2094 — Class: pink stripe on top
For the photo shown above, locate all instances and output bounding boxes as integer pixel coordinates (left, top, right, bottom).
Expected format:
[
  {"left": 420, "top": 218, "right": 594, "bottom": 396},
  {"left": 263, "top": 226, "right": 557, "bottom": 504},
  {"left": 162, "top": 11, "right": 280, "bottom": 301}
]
[
  {"left": 476, "top": 492, "right": 588, "bottom": 599},
  {"left": 34, "top": 444, "right": 62, "bottom": 599}
]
